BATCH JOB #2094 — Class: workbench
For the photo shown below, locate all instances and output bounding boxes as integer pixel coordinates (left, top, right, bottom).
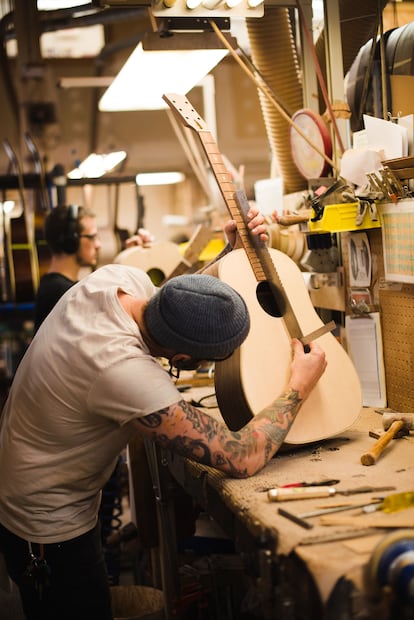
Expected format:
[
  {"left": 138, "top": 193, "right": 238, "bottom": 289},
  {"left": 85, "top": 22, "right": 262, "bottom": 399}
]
[{"left": 154, "top": 396, "right": 414, "bottom": 619}]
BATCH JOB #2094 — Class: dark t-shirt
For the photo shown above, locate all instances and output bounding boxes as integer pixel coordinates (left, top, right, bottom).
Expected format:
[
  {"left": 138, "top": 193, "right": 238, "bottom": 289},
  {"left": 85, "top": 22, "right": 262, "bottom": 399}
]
[{"left": 34, "top": 273, "right": 76, "bottom": 332}]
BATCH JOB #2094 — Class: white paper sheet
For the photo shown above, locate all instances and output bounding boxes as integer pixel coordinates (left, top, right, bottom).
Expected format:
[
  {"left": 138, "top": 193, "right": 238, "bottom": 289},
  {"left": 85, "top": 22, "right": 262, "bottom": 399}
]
[
  {"left": 363, "top": 114, "right": 408, "bottom": 160},
  {"left": 345, "top": 313, "right": 387, "bottom": 408}
]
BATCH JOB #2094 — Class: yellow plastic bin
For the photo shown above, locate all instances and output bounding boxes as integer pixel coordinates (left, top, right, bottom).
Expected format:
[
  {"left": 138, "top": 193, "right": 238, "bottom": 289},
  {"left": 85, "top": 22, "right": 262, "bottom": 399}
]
[{"left": 111, "top": 585, "right": 165, "bottom": 620}]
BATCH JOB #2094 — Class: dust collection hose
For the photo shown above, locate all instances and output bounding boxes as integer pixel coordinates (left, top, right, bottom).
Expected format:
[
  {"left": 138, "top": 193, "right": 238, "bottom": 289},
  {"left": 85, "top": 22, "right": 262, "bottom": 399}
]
[{"left": 246, "top": 6, "right": 306, "bottom": 194}]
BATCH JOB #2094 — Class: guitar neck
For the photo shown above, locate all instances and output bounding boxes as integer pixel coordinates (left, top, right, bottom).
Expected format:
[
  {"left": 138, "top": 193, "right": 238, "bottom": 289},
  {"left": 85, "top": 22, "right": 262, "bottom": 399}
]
[
  {"left": 2, "top": 139, "right": 39, "bottom": 302},
  {"left": 24, "top": 132, "right": 51, "bottom": 213},
  {"left": 197, "top": 131, "right": 286, "bottom": 282},
  {"left": 198, "top": 132, "right": 251, "bottom": 246},
  {"left": 162, "top": 224, "right": 213, "bottom": 282},
  {"left": 197, "top": 131, "right": 303, "bottom": 339},
  {"left": 162, "top": 92, "right": 304, "bottom": 339}
]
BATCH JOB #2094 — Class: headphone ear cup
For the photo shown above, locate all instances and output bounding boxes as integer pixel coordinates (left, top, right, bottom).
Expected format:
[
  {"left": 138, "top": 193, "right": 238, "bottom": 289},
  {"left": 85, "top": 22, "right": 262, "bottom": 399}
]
[{"left": 60, "top": 204, "right": 79, "bottom": 254}]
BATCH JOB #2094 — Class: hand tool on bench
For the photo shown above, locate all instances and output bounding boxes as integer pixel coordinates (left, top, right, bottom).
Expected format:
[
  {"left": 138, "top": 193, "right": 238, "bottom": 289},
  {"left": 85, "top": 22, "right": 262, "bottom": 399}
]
[
  {"left": 268, "top": 485, "right": 394, "bottom": 501},
  {"left": 277, "top": 508, "right": 314, "bottom": 530},
  {"left": 276, "top": 211, "right": 311, "bottom": 226},
  {"left": 280, "top": 479, "right": 340, "bottom": 488},
  {"left": 298, "top": 498, "right": 384, "bottom": 519},
  {"left": 382, "top": 411, "right": 414, "bottom": 432},
  {"left": 361, "top": 415, "right": 412, "bottom": 466}
]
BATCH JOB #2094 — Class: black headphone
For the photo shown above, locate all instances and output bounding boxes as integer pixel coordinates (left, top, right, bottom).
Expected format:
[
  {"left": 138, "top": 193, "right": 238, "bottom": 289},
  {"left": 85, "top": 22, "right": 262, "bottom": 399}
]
[{"left": 58, "top": 204, "right": 80, "bottom": 254}]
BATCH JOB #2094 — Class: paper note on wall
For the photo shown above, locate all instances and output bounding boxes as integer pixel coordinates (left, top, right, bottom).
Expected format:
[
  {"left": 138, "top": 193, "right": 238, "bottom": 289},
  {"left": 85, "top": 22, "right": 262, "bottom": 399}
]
[
  {"left": 345, "top": 313, "right": 387, "bottom": 408},
  {"left": 348, "top": 232, "right": 371, "bottom": 287},
  {"left": 363, "top": 114, "right": 407, "bottom": 160},
  {"left": 379, "top": 200, "right": 414, "bottom": 283}
]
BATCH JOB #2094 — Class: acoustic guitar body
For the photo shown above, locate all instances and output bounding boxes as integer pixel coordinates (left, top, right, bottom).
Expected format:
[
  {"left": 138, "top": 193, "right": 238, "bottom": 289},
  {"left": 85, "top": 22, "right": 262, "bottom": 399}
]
[
  {"left": 214, "top": 248, "right": 362, "bottom": 445},
  {"left": 113, "top": 242, "right": 183, "bottom": 286},
  {"left": 161, "top": 91, "right": 362, "bottom": 446}
]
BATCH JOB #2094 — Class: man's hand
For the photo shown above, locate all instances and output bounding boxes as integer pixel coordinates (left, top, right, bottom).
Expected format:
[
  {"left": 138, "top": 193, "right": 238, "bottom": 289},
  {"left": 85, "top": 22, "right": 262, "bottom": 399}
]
[
  {"left": 224, "top": 204, "right": 268, "bottom": 249},
  {"left": 125, "top": 228, "right": 155, "bottom": 248},
  {"left": 288, "top": 339, "right": 327, "bottom": 401}
]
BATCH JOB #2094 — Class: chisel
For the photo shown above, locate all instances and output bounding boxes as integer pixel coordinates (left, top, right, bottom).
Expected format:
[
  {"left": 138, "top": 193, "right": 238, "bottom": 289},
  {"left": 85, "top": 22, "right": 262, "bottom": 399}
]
[
  {"left": 267, "top": 485, "right": 395, "bottom": 502},
  {"left": 298, "top": 499, "right": 384, "bottom": 519}
]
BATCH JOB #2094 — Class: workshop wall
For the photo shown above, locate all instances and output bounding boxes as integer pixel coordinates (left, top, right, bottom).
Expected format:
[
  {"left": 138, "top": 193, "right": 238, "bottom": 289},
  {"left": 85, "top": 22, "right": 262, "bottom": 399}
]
[
  {"left": 0, "top": 11, "right": 270, "bottom": 244},
  {"left": 363, "top": 228, "right": 414, "bottom": 412}
]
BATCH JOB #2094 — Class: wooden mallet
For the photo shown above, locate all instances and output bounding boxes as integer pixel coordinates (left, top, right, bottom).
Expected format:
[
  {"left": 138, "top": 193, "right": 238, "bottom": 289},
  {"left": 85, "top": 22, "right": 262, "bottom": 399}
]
[
  {"left": 382, "top": 412, "right": 414, "bottom": 432},
  {"left": 361, "top": 417, "right": 410, "bottom": 466}
]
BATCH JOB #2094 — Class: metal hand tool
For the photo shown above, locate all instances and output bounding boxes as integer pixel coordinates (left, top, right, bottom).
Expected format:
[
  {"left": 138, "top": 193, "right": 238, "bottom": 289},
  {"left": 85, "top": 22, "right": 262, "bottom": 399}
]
[
  {"left": 298, "top": 499, "right": 384, "bottom": 519},
  {"left": 268, "top": 485, "right": 395, "bottom": 502}
]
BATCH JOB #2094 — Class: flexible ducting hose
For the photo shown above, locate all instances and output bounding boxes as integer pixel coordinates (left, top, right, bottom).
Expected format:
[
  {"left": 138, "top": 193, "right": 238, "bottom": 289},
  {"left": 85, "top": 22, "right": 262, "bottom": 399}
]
[
  {"left": 246, "top": 1, "right": 390, "bottom": 195},
  {"left": 246, "top": 7, "right": 306, "bottom": 194}
]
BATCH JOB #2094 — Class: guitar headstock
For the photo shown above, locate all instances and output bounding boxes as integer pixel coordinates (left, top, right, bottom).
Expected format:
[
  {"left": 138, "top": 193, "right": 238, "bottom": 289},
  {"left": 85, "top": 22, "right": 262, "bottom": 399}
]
[{"left": 163, "top": 93, "right": 208, "bottom": 132}]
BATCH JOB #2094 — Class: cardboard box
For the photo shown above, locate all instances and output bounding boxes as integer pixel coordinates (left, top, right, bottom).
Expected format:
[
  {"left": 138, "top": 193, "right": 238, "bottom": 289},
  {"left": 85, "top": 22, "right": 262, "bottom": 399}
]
[{"left": 390, "top": 75, "right": 414, "bottom": 117}]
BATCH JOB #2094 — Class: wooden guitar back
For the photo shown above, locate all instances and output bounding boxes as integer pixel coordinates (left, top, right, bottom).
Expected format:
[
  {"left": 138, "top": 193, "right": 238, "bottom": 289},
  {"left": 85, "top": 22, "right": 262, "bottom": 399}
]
[
  {"left": 113, "top": 242, "right": 183, "bottom": 286},
  {"left": 214, "top": 248, "right": 362, "bottom": 444},
  {"left": 162, "top": 91, "right": 362, "bottom": 445}
]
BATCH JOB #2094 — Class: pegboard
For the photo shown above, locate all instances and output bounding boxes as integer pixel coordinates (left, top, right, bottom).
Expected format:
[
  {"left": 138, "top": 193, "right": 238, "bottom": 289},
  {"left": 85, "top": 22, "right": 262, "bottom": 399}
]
[
  {"left": 379, "top": 284, "right": 414, "bottom": 410},
  {"left": 367, "top": 228, "right": 414, "bottom": 411}
]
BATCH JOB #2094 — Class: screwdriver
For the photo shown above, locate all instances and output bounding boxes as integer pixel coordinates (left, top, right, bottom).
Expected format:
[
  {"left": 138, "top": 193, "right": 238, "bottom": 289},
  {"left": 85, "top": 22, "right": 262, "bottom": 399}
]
[
  {"left": 267, "top": 485, "right": 395, "bottom": 502},
  {"left": 280, "top": 479, "right": 340, "bottom": 488},
  {"left": 368, "top": 491, "right": 414, "bottom": 514}
]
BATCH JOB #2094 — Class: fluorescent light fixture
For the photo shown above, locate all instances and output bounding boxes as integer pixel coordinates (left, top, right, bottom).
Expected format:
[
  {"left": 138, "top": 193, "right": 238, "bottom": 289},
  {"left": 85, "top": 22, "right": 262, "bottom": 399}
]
[
  {"left": 41, "top": 25, "right": 104, "bottom": 59},
  {"left": 136, "top": 171, "right": 185, "bottom": 186},
  {"left": 151, "top": 0, "right": 263, "bottom": 17},
  {"left": 68, "top": 151, "right": 127, "bottom": 179},
  {"left": 99, "top": 32, "right": 234, "bottom": 111},
  {"left": 37, "top": 0, "right": 91, "bottom": 8}
]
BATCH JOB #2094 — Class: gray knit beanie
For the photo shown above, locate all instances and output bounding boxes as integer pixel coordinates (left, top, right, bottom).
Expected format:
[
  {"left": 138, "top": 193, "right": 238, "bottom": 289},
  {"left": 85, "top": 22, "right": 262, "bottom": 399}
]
[{"left": 144, "top": 274, "right": 250, "bottom": 359}]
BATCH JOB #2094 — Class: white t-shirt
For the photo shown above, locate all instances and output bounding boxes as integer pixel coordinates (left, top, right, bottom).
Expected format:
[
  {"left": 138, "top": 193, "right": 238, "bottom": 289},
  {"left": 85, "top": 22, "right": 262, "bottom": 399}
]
[{"left": 0, "top": 264, "right": 181, "bottom": 543}]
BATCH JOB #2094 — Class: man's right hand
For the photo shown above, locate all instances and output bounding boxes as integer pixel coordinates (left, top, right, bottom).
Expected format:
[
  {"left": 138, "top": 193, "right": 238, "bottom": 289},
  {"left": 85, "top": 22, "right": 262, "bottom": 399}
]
[{"left": 288, "top": 339, "right": 327, "bottom": 401}]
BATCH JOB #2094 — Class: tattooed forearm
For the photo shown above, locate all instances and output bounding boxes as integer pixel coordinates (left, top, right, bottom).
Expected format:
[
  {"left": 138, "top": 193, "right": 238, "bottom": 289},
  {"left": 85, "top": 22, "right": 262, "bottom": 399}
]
[
  {"left": 137, "top": 400, "right": 250, "bottom": 476},
  {"left": 254, "top": 389, "right": 302, "bottom": 446},
  {"left": 136, "top": 391, "right": 303, "bottom": 478}
]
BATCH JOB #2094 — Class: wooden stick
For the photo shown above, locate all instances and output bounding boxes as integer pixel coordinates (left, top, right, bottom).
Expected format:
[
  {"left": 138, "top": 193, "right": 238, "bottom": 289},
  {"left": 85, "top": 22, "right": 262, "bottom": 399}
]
[
  {"left": 208, "top": 20, "right": 338, "bottom": 174},
  {"left": 277, "top": 212, "right": 311, "bottom": 226},
  {"left": 360, "top": 420, "right": 405, "bottom": 466},
  {"left": 296, "top": 0, "right": 345, "bottom": 154},
  {"left": 165, "top": 109, "right": 212, "bottom": 199}
]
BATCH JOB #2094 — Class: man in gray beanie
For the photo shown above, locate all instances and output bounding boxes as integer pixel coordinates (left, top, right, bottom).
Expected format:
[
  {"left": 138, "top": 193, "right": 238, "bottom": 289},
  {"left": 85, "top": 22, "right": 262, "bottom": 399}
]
[
  {"left": 0, "top": 206, "right": 326, "bottom": 620},
  {"left": 144, "top": 273, "right": 250, "bottom": 362}
]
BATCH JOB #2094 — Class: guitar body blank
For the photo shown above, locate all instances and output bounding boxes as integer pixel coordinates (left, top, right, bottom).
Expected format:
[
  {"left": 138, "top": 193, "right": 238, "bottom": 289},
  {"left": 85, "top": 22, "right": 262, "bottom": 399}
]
[
  {"left": 214, "top": 248, "right": 362, "bottom": 445},
  {"left": 113, "top": 242, "right": 183, "bottom": 285}
]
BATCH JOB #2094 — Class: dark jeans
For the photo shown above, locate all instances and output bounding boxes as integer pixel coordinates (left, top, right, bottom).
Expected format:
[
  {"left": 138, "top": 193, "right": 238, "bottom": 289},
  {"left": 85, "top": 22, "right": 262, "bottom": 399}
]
[{"left": 0, "top": 520, "right": 113, "bottom": 620}]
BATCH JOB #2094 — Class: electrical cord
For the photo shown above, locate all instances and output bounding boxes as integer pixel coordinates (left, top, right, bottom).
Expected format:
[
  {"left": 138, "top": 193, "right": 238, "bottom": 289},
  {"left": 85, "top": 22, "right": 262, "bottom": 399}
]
[{"left": 190, "top": 392, "right": 218, "bottom": 409}]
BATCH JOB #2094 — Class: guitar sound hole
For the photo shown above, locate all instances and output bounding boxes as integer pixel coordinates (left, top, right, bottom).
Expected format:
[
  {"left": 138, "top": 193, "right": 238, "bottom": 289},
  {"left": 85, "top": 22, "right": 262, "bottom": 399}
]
[
  {"left": 147, "top": 268, "right": 166, "bottom": 286},
  {"left": 256, "top": 280, "right": 285, "bottom": 318}
]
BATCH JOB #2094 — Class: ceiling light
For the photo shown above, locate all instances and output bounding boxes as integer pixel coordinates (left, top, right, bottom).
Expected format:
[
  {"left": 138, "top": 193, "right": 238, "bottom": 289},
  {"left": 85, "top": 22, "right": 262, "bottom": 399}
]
[
  {"left": 37, "top": 0, "right": 91, "bottom": 8},
  {"left": 0, "top": 200, "right": 15, "bottom": 215},
  {"left": 151, "top": 0, "right": 263, "bottom": 17},
  {"left": 67, "top": 151, "right": 127, "bottom": 179},
  {"left": 99, "top": 32, "right": 235, "bottom": 111},
  {"left": 136, "top": 171, "right": 185, "bottom": 185}
]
